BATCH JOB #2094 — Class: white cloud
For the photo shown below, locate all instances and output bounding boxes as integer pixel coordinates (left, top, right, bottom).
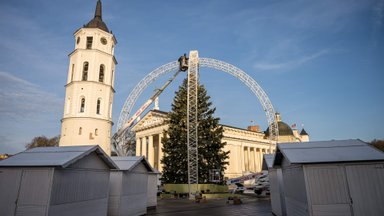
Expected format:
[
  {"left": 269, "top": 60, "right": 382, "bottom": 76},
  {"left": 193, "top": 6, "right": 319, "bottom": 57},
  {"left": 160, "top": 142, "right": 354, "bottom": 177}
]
[
  {"left": 0, "top": 71, "right": 62, "bottom": 121},
  {"left": 254, "top": 49, "right": 329, "bottom": 71}
]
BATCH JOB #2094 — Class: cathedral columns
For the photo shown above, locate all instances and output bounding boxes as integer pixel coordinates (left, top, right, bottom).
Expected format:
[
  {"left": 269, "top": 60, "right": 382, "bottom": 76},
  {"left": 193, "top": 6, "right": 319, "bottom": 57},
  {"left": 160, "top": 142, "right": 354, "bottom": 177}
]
[
  {"left": 158, "top": 133, "right": 164, "bottom": 172},
  {"left": 247, "top": 147, "right": 252, "bottom": 172},
  {"left": 148, "top": 135, "right": 154, "bottom": 165},
  {"left": 136, "top": 137, "right": 141, "bottom": 156},
  {"left": 240, "top": 144, "right": 245, "bottom": 173},
  {"left": 250, "top": 147, "right": 255, "bottom": 172},
  {"left": 142, "top": 137, "right": 147, "bottom": 158},
  {"left": 256, "top": 148, "right": 262, "bottom": 171}
]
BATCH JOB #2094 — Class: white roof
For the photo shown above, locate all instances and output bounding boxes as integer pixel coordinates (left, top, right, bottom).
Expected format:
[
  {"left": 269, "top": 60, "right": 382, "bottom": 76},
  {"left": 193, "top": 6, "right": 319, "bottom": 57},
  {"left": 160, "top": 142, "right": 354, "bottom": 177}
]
[
  {"left": 0, "top": 145, "right": 118, "bottom": 169},
  {"left": 262, "top": 154, "right": 274, "bottom": 170},
  {"left": 111, "top": 156, "right": 156, "bottom": 172},
  {"left": 274, "top": 139, "right": 384, "bottom": 165}
]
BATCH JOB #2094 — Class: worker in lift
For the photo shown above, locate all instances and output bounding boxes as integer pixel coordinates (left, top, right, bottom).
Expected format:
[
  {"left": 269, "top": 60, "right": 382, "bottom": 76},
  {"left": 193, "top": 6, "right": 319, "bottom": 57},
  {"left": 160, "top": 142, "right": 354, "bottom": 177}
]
[{"left": 178, "top": 53, "right": 189, "bottom": 71}]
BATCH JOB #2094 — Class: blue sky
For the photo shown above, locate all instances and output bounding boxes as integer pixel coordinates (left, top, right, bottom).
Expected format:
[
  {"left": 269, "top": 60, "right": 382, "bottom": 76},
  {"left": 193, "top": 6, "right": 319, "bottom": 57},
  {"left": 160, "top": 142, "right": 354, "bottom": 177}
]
[{"left": 0, "top": 0, "right": 383, "bottom": 154}]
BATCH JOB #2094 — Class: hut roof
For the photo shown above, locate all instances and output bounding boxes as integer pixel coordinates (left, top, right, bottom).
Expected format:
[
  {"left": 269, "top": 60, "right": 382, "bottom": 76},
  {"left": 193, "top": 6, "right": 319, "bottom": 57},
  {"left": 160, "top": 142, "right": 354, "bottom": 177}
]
[{"left": 0, "top": 145, "right": 118, "bottom": 169}]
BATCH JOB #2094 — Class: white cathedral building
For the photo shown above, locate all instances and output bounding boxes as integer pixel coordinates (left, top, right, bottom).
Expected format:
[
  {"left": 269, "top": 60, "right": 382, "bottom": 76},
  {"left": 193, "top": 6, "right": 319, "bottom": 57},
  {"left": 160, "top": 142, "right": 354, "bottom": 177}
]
[
  {"left": 132, "top": 109, "right": 309, "bottom": 179},
  {"left": 58, "top": 0, "right": 309, "bottom": 179}
]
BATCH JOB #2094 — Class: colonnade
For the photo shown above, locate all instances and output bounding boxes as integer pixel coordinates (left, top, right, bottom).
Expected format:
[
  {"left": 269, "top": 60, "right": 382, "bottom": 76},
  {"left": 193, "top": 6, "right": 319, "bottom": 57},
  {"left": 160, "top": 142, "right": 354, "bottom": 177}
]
[
  {"left": 242, "top": 146, "right": 272, "bottom": 173},
  {"left": 136, "top": 133, "right": 164, "bottom": 171}
]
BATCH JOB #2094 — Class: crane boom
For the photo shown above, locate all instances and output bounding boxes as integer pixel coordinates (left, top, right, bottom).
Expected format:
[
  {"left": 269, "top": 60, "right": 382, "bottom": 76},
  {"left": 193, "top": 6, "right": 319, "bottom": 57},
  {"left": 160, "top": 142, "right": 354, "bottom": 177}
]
[
  {"left": 112, "top": 54, "right": 188, "bottom": 155},
  {"left": 114, "top": 69, "right": 182, "bottom": 138}
]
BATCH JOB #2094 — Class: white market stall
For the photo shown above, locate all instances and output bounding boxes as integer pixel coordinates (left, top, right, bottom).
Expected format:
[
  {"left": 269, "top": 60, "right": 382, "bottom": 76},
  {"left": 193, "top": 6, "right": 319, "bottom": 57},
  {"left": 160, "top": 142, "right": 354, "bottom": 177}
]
[
  {"left": 263, "top": 154, "right": 286, "bottom": 216},
  {"left": 272, "top": 139, "right": 384, "bottom": 216},
  {"left": 0, "top": 145, "right": 117, "bottom": 216},
  {"left": 108, "top": 156, "right": 156, "bottom": 216}
]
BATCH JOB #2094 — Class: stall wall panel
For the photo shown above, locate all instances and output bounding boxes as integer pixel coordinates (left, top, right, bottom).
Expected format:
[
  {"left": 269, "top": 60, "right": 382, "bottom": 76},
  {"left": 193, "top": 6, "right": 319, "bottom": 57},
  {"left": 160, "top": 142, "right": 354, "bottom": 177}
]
[
  {"left": 107, "top": 196, "right": 121, "bottom": 216},
  {"left": 51, "top": 169, "right": 110, "bottom": 204},
  {"left": 49, "top": 198, "right": 108, "bottom": 216},
  {"left": 16, "top": 206, "right": 47, "bottom": 216},
  {"left": 285, "top": 197, "right": 309, "bottom": 216},
  {"left": 147, "top": 173, "right": 158, "bottom": 207},
  {"left": 0, "top": 168, "right": 23, "bottom": 216},
  {"left": 270, "top": 169, "right": 283, "bottom": 216},
  {"left": 16, "top": 169, "right": 53, "bottom": 216},
  {"left": 346, "top": 163, "right": 384, "bottom": 216},
  {"left": 282, "top": 165, "right": 308, "bottom": 216},
  {"left": 122, "top": 172, "right": 148, "bottom": 196},
  {"left": 121, "top": 173, "right": 148, "bottom": 215},
  {"left": 305, "top": 165, "right": 351, "bottom": 216},
  {"left": 311, "top": 204, "right": 352, "bottom": 216},
  {"left": 120, "top": 194, "right": 147, "bottom": 216},
  {"left": 108, "top": 172, "right": 123, "bottom": 216},
  {"left": 109, "top": 172, "right": 123, "bottom": 196}
]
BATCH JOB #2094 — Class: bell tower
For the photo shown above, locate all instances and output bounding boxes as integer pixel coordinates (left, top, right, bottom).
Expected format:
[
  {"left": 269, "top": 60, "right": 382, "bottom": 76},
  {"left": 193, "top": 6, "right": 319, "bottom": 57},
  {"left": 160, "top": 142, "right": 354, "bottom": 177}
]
[{"left": 59, "top": 0, "right": 117, "bottom": 155}]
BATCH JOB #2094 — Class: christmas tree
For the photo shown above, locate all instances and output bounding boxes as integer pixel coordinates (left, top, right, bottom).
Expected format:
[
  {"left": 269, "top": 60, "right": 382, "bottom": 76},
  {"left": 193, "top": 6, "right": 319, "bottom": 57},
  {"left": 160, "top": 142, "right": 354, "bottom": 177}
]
[{"left": 161, "top": 78, "right": 229, "bottom": 184}]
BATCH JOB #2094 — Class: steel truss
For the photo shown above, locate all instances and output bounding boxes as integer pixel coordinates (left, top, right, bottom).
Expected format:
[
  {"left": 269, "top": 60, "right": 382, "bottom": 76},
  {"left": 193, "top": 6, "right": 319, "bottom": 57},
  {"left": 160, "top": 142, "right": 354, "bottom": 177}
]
[{"left": 187, "top": 51, "right": 199, "bottom": 197}]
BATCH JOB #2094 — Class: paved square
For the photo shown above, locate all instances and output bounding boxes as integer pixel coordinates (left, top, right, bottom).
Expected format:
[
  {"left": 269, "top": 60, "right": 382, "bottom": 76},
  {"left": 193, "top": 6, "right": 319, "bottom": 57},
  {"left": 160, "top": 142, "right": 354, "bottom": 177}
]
[{"left": 147, "top": 195, "right": 273, "bottom": 216}]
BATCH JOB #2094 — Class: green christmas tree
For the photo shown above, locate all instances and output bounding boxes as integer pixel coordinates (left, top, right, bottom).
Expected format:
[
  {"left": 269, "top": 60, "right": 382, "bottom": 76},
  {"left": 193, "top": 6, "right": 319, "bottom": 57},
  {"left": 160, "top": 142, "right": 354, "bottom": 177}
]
[{"left": 161, "top": 78, "right": 229, "bottom": 184}]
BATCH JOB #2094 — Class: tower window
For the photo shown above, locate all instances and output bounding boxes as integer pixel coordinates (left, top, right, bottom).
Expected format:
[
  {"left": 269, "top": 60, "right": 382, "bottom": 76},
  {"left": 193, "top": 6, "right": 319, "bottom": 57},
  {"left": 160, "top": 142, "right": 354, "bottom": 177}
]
[
  {"left": 99, "top": 65, "right": 105, "bottom": 82},
  {"left": 80, "top": 98, "right": 85, "bottom": 113},
  {"left": 79, "top": 127, "right": 82, "bottom": 135},
  {"left": 95, "top": 129, "right": 98, "bottom": 136},
  {"left": 111, "top": 70, "right": 114, "bottom": 85},
  {"left": 82, "top": 62, "right": 88, "bottom": 81},
  {"left": 96, "top": 99, "right": 101, "bottom": 114},
  {"left": 86, "top": 37, "right": 93, "bottom": 49},
  {"left": 70, "top": 64, "right": 74, "bottom": 82}
]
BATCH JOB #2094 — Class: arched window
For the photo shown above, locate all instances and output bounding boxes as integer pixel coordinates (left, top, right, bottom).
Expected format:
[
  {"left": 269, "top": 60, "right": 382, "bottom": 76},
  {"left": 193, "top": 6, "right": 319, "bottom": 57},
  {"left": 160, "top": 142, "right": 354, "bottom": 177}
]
[
  {"left": 95, "top": 129, "right": 98, "bottom": 136},
  {"left": 96, "top": 99, "right": 101, "bottom": 114},
  {"left": 82, "top": 62, "right": 89, "bottom": 81},
  {"left": 80, "top": 97, "right": 85, "bottom": 113},
  {"left": 99, "top": 65, "right": 105, "bottom": 82},
  {"left": 79, "top": 127, "right": 82, "bottom": 135}
]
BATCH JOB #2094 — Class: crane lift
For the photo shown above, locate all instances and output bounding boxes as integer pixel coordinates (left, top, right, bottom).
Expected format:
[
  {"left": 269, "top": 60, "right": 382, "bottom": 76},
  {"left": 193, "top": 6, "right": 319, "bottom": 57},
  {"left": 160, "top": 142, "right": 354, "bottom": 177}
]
[{"left": 112, "top": 54, "right": 189, "bottom": 155}]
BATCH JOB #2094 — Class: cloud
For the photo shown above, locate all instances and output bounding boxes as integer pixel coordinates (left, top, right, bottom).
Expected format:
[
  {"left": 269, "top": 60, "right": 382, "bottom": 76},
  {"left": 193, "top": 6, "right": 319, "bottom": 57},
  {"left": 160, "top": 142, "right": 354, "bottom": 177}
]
[
  {"left": 254, "top": 49, "right": 329, "bottom": 71},
  {"left": 0, "top": 71, "right": 63, "bottom": 122},
  {"left": 373, "top": 0, "right": 384, "bottom": 27}
]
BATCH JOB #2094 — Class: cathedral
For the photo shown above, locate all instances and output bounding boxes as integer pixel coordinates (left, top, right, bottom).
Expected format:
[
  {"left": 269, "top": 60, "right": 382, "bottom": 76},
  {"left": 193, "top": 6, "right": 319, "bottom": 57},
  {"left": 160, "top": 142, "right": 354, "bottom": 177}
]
[
  {"left": 58, "top": 0, "right": 309, "bottom": 179},
  {"left": 132, "top": 109, "right": 309, "bottom": 180}
]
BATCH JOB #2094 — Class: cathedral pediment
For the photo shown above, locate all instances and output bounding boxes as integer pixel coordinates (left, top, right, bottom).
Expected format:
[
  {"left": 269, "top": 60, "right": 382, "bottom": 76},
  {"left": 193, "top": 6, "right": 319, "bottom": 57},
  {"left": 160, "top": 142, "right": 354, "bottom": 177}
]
[{"left": 132, "top": 110, "right": 168, "bottom": 132}]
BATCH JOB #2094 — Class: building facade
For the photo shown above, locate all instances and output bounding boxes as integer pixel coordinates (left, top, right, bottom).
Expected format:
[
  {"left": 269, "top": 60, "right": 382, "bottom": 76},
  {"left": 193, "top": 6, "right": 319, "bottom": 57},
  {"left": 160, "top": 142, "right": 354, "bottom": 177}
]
[
  {"left": 59, "top": 0, "right": 117, "bottom": 155},
  {"left": 132, "top": 109, "right": 309, "bottom": 180}
]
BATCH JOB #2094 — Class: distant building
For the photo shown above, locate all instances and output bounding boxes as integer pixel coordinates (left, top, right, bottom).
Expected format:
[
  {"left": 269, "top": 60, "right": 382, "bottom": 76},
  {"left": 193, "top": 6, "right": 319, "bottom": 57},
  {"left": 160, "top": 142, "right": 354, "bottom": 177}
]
[
  {"left": 59, "top": 0, "right": 117, "bottom": 155},
  {"left": 265, "top": 113, "right": 309, "bottom": 142},
  {"left": 132, "top": 110, "right": 309, "bottom": 179}
]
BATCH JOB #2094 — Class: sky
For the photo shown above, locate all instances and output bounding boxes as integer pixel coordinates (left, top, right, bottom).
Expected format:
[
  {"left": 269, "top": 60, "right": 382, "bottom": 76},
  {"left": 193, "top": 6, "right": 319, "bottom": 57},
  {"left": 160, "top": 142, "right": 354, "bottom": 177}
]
[{"left": 0, "top": 0, "right": 383, "bottom": 154}]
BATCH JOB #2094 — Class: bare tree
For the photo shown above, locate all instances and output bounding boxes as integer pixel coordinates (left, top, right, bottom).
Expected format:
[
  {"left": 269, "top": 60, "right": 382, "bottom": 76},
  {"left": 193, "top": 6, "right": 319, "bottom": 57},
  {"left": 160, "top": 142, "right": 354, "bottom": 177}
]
[
  {"left": 25, "top": 135, "right": 60, "bottom": 149},
  {"left": 371, "top": 139, "right": 384, "bottom": 152}
]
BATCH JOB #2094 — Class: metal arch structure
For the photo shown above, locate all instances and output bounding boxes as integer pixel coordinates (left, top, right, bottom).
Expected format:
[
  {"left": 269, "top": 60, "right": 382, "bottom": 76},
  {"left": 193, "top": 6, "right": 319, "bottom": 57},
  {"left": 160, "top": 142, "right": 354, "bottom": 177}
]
[
  {"left": 117, "top": 61, "right": 179, "bottom": 130},
  {"left": 117, "top": 57, "right": 279, "bottom": 142},
  {"left": 199, "top": 58, "right": 279, "bottom": 142}
]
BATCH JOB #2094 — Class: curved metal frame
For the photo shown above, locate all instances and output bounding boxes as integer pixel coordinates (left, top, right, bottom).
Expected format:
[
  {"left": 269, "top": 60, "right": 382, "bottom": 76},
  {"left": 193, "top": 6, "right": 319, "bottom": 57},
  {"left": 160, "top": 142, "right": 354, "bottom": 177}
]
[
  {"left": 117, "top": 61, "right": 179, "bottom": 130},
  {"left": 117, "top": 58, "right": 279, "bottom": 146}
]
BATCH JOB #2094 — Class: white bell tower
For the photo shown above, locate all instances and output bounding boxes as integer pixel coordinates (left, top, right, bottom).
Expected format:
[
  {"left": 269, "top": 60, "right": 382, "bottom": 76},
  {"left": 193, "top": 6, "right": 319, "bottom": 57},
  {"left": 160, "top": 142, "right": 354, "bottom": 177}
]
[{"left": 59, "top": 0, "right": 117, "bottom": 155}]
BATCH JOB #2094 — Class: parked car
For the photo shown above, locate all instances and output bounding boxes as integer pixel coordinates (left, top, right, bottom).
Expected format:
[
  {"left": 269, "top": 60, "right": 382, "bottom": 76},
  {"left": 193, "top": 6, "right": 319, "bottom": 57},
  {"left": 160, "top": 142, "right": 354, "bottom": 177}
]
[
  {"left": 254, "top": 173, "right": 270, "bottom": 195},
  {"left": 229, "top": 183, "right": 245, "bottom": 194}
]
